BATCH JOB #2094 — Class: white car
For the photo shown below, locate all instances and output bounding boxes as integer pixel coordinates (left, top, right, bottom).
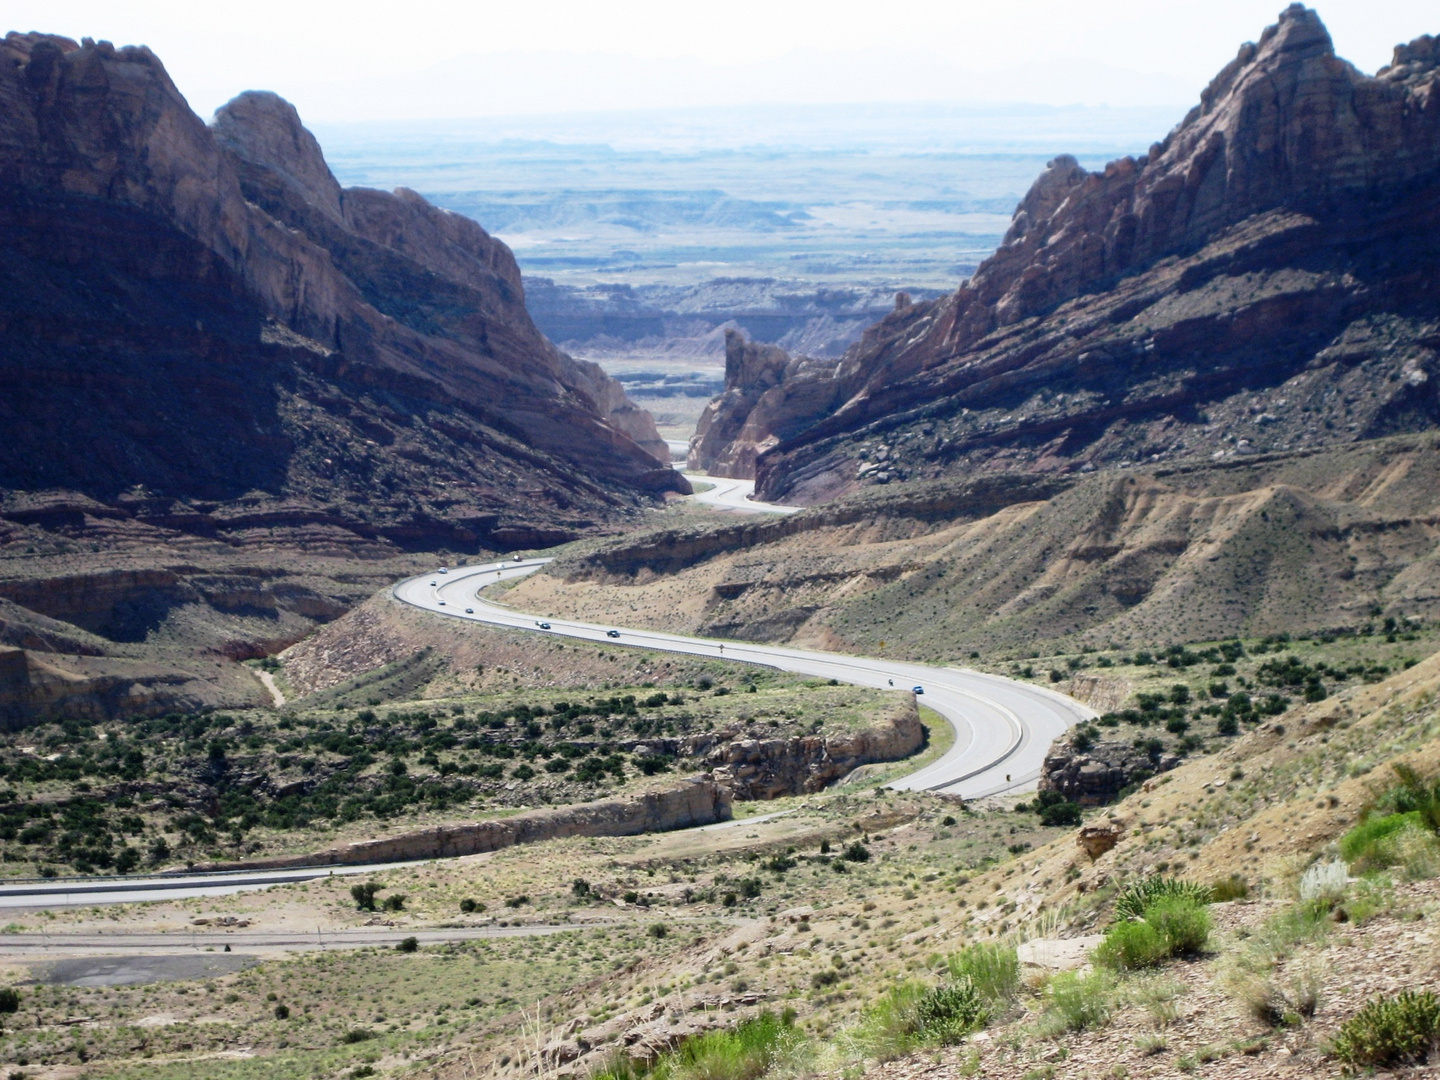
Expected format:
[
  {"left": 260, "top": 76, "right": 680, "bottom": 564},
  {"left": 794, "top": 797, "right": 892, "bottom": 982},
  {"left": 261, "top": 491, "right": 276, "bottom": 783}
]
[{"left": 439, "top": 567, "right": 448, "bottom": 574}]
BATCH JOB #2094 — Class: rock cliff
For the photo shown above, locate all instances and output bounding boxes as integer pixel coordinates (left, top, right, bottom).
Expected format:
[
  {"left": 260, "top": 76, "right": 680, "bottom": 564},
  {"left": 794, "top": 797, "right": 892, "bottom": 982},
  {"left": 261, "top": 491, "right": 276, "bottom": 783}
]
[
  {"left": 199, "top": 776, "right": 733, "bottom": 869},
  {"left": 689, "top": 8, "right": 1440, "bottom": 503},
  {"left": 0, "top": 34, "right": 682, "bottom": 545}
]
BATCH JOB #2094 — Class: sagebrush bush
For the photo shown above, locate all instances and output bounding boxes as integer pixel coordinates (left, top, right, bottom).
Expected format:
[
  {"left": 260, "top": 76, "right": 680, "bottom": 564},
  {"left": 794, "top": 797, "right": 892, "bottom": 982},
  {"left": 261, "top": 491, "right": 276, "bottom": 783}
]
[
  {"left": 1298, "top": 859, "right": 1348, "bottom": 902},
  {"left": 1331, "top": 990, "right": 1440, "bottom": 1068},
  {"left": 1113, "top": 877, "right": 1212, "bottom": 921},
  {"left": 1095, "top": 919, "right": 1168, "bottom": 970},
  {"left": 1096, "top": 896, "right": 1211, "bottom": 970},
  {"left": 1145, "top": 896, "right": 1211, "bottom": 957},
  {"left": 1341, "top": 813, "right": 1423, "bottom": 870}
]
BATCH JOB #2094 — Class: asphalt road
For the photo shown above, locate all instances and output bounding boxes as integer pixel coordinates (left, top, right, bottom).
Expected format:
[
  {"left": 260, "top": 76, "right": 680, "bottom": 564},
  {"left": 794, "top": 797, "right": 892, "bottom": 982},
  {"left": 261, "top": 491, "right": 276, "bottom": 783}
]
[
  {"left": 687, "top": 474, "right": 802, "bottom": 514},
  {"left": 10, "top": 496, "right": 1088, "bottom": 912},
  {"left": 396, "top": 558, "right": 1091, "bottom": 801}
]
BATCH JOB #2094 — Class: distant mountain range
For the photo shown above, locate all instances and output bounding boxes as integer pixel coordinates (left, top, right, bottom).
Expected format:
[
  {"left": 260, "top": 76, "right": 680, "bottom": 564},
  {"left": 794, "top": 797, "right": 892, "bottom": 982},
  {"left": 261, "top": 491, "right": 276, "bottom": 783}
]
[{"left": 691, "top": 6, "right": 1440, "bottom": 503}]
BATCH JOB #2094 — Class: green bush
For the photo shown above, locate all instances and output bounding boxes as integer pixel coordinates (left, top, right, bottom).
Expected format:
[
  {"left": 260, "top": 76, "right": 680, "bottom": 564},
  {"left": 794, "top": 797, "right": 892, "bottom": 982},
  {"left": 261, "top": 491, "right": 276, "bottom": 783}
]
[
  {"left": 915, "top": 977, "right": 986, "bottom": 1044},
  {"left": 340, "top": 1028, "right": 374, "bottom": 1044},
  {"left": 1146, "top": 896, "right": 1211, "bottom": 957},
  {"left": 842, "top": 841, "right": 870, "bottom": 863},
  {"left": 1096, "top": 897, "right": 1211, "bottom": 970},
  {"left": 273, "top": 1003, "right": 289, "bottom": 1020},
  {"left": 396, "top": 936, "right": 418, "bottom": 953},
  {"left": 1095, "top": 919, "right": 1168, "bottom": 970},
  {"left": 350, "top": 882, "right": 380, "bottom": 912},
  {"left": 1341, "top": 812, "right": 1440, "bottom": 877},
  {"left": 1331, "top": 990, "right": 1440, "bottom": 1069},
  {"left": 946, "top": 941, "right": 1019, "bottom": 1007},
  {"left": 663, "top": 1010, "right": 793, "bottom": 1080},
  {"left": 0, "top": 987, "right": 18, "bottom": 1014},
  {"left": 1381, "top": 763, "right": 1440, "bottom": 833},
  {"left": 1113, "top": 876, "right": 1212, "bottom": 921},
  {"left": 381, "top": 893, "right": 406, "bottom": 912}
]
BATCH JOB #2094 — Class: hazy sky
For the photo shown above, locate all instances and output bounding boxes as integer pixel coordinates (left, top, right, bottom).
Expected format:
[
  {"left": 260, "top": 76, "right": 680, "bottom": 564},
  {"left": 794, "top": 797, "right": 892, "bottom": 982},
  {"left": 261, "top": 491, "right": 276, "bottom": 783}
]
[{"left": 5, "top": 1, "right": 1435, "bottom": 121}]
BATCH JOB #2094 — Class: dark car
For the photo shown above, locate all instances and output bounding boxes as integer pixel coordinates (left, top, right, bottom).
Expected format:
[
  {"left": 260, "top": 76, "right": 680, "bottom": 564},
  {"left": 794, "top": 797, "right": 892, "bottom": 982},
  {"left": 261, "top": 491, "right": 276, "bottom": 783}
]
[
  {"left": 538, "top": 622, "right": 552, "bottom": 630},
  {"left": 607, "top": 629, "right": 621, "bottom": 638},
  {"left": 465, "top": 607, "right": 474, "bottom": 614},
  {"left": 912, "top": 685, "right": 925, "bottom": 695}
]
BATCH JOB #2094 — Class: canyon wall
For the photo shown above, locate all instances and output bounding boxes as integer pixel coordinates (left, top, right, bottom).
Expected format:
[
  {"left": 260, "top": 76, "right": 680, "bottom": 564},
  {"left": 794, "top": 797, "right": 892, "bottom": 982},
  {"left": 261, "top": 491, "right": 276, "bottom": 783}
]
[{"left": 688, "top": 8, "right": 1440, "bottom": 504}]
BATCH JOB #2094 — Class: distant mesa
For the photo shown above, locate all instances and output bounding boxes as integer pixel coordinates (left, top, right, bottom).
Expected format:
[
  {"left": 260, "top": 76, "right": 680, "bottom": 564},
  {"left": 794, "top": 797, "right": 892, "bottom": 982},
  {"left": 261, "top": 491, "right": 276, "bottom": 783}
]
[
  {"left": 689, "top": 5, "right": 1440, "bottom": 504},
  {"left": 0, "top": 31, "right": 684, "bottom": 552}
]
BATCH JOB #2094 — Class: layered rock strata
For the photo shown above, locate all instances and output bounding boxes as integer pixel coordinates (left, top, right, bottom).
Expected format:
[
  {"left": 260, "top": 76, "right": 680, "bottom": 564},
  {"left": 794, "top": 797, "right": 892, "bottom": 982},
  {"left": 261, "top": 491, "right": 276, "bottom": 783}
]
[{"left": 689, "top": 8, "right": 1440, "bottom": 504}]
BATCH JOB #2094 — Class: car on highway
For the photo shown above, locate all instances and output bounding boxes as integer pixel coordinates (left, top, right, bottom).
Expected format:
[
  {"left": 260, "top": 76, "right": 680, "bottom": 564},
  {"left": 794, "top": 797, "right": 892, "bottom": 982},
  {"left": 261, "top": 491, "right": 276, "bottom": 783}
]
[
  {"left": 439, "top": 567, "right": 448, "bottom": 574},
  {"left": 512, "top": 554, "right": 524, "bottom": 562},
  {"left": 465, "top": 607, "right": 474, "bottom": 614},
  {"left": 537, "top": 621, "right": 551, "bottom": 630},
  {"left": 606, "top": 629, "right": 621, "bottom": 638},
  {"left": 913, "top": 685, "right": 925, "bottom": 694},
  {"left": 438, "top": 601, "right": 446, "bottom": 606}
]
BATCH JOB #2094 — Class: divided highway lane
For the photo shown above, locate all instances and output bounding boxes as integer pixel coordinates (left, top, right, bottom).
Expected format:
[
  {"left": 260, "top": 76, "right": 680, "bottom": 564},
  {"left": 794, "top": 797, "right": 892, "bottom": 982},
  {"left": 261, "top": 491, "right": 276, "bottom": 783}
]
[{"left": 396, "top": 560, "right": 1092, "bottom": 800}]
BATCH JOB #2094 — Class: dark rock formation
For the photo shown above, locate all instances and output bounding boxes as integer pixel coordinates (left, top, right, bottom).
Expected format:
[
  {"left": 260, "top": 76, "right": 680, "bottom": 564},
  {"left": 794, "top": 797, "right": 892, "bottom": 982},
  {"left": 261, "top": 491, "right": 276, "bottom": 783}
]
[
  {"left": 706, "top": 699, "right": 923, "bottom": 799},
  {"left": 0, "top": 34, "right": 684, "bottom": 549},
  {"left": 689, "top": 8, "right": 1440, "bottom": 503},
  {"left": 1039, "top": 736, "right": 1180, "bottom": 805}
]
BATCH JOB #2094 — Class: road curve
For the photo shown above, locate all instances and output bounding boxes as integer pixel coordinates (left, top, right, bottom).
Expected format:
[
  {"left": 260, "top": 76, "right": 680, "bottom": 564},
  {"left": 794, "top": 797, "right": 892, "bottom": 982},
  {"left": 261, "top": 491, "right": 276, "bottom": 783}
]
[
  {"left": 686, "top": 474, "right": 803, "bottom": 515},
  {"left": 396, "top": 560, "right": 1092, "bottom": 800}
]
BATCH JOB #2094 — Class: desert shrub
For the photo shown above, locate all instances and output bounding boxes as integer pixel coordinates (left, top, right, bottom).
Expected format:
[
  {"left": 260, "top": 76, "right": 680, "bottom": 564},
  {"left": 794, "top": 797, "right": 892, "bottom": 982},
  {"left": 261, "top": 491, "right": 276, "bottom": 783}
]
[
  {"left": 1095, "top": 919, "right": 1168, "bottom": 971},
  {"left": 1146, "top": 896, "right": 1211, "bottom": 957},
  {"left": 273, "top": 1003, "right": 289, "bottom": 1020},
  {"left": 842, "top": 841, "right": 870, "bottom": 863},
  {"left": 459, "top": 898, "right": 480, "bottom": 913},
  {"left": 1038, "top": 799, "right": 1082, "bottom": 826},
  {"left": 1210, "top": 874, "right": 1249, "bottom": 902},
  {"left": 340, "top": 1027, "right": 375, "bottom": 1043},
  {"left": 572, "top": 879, "right": 591, "bottom": 897},
  {"left": 857, "top": 982, "right": 927, "bottom": 1061},
  {"left": 504, "top": 895, "right": 529, "bottom": 908},
  {"left": 0, "top": 987, "right": 19, "bottom": 1014},
  {"left": 396, "top": 936, "right": 418, "bottom": 953},
  {"left": 350, "top": 882, "right": 380, "bottom": 911},
  {"left": 648, "top": 922, "right": 669, "bottom": 939},
  {"left": 381, "top": 893, "right": 406, "bottom": 912},
  {"left": 1096, "top": 897, "right": 1210, "bottom": 970},
  {"left": 665, "top": 1010, "right": 794, "bottom": 1080},
  {"left": 946, "top": 941, "right": 1019, "bottom": 1007},
  {"left": 1230, "top": 964, "right": 1321, "bottom": 1028},
  {"left": 1113, "top": 877, "right": 1212, "bottom": 921},
  {"left": 1378, "top": 763, "right": 1440, "bottom": 833},
  {"left": 915, "top": 978, "right": 986, "bottom": 1044},
  {"left": 1037, "top": 969, "right": 1115, "bottom": 1035},
  {"left": 1331, "top": 990, "right": 1440, "bottom": 1069},
  {"left": 1341, "top": 813, "right": 1423, "bottom": 868},
  {"left": 1341, "top": 813, "right": 1440, "bottom": 878}
]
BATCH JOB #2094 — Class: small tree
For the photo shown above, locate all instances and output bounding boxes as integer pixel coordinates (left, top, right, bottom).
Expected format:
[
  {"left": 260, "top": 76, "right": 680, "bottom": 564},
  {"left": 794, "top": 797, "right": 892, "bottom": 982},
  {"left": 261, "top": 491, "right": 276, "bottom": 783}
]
[
  {"left": 351, "top": 882, "right": 381, "bottom": 912},
  {"left": 381, "top": 894, "right": 406, "bottom": 912}
]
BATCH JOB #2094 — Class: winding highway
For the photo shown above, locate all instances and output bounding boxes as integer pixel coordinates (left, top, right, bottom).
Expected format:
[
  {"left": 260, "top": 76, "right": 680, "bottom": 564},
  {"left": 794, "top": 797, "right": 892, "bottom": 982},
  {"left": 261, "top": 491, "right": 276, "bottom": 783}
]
[
  {"left": 6, "top": 488, "right": 1088, "bottom": 911},
  {"left": 394, "top": 557, "right": 1092, "bottom": 800}
]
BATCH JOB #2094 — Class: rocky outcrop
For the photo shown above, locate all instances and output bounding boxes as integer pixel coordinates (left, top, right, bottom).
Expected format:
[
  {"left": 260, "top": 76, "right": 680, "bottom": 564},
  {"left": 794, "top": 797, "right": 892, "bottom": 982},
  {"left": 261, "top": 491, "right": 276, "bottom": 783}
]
[
  {"left": 197, "top": 776, "right": 732, "bottom": 869},
  {"left": 707, "top": 700, "right": 923, "bottom": 799},
  {"left": 0, "top": 34, "right": 683, "bottom": 550},
  {"left": 1040, "top": 736, "right": 1180, "bottom": 806},
  {"left": 690, "top": 8, "right": 1440, "bottom": 503}
]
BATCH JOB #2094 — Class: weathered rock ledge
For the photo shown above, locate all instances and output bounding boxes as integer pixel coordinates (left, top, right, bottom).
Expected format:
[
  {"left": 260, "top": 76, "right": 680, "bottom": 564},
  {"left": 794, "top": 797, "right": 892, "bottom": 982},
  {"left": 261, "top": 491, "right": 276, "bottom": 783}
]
[
  {"left": 1039, "top": 736, "right": 1180, "bottom": 805},
  {"left": 707, "top": 699, "right": 923, "bottom": 799},
  {"left": 197, "top": 775, "right": 733, "bottom": 870}
]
